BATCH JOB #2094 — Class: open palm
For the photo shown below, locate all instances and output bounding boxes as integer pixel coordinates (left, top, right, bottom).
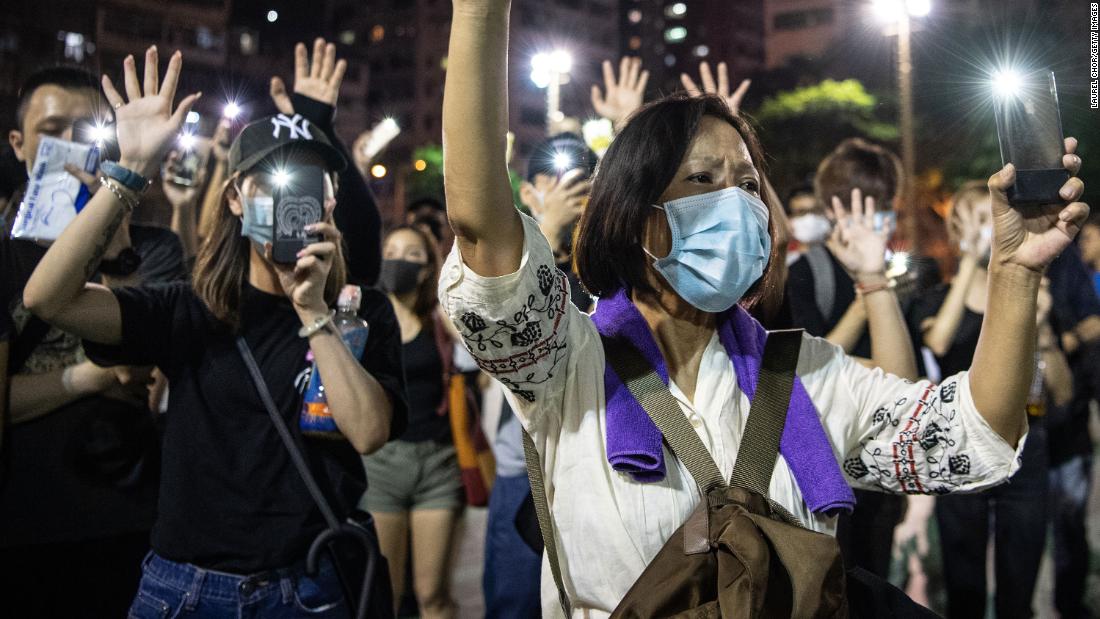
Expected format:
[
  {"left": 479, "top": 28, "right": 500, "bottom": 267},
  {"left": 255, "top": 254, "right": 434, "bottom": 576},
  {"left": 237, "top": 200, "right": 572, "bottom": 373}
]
[
  {"left": 102, "top": 47, "right": 201, "bottom": 179},
  {"left": 591, "top": 57, "right": 648, "bottom": 129},
  {"left": 990, "top": 138, "right": 1088, "bottom": 272},
  {"left": 680, "top": 61, "right": 750, "bottom": 116},
  {"left": 270, "top": 38, "right": 348, "bottom": 115},
  {"left": 826, "top": 188, "right": 888, "bottom": 276}
]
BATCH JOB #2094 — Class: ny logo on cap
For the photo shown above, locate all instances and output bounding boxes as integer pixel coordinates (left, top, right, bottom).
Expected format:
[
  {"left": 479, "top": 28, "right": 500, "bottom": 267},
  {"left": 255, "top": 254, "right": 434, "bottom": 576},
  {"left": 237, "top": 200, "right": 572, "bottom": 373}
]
[{"left": 271, "top": 114, "right": 313, "bottom": 140}]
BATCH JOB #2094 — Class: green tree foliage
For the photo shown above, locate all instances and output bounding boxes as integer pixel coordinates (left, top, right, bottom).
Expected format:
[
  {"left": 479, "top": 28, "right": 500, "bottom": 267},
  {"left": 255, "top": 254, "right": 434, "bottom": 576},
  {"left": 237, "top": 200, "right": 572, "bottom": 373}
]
[{"left": 751, "top": 79, "right": 898, "bottom": 196}]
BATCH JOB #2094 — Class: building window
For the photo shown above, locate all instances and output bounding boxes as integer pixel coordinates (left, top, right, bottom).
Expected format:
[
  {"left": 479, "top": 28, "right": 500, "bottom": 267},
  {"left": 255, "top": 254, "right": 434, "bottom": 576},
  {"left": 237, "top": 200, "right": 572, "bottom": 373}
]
[
  {"left": 628, "top": 9, "right": 642, "bottom": 23},
  {"left": 663, "top": 26, "right": 687, "bottom": 43},
  {"left": 629, "top": 36, "right": 642, "bottom": 50},
  {"left": 371, "top": 25, "right": 385, "bottom": 43},
  {"left": 773, "top": 8, "right": 834, "bottom": 31}
]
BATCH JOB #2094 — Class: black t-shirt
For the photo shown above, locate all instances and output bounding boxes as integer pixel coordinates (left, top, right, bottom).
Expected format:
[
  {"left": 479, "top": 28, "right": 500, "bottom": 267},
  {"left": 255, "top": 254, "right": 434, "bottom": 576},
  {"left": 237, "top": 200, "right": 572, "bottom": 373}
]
[
  {"left": 909, "top": 284, "right": 983, "bottom": 378},
  {"left": 401, "top": 328, "right": 449, "bottom": 443},
  {"left": 0, "top": 226, "right": 184, "bottom": 546},
  {"left": 786, "top": 248, "right": 870, "bottom": 358},
  {"left": 84, "top": 282, "right": 408, "bottom": 572}
]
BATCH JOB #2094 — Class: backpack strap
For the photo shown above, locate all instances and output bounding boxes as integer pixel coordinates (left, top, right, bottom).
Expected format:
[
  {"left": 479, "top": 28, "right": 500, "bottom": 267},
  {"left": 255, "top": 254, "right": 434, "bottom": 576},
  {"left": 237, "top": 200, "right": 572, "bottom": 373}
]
[
  {"left": 519, "top": 329, "right": 805, "bottom": 617},
  {"left": 522, "top": 429, "right": 572, "bottom": 616},
  {"left": 729, "top": 329, "right": 802, "bottom": 497},
  {"left": 599, "top": 334, "right": 727, "bottom": 494}
]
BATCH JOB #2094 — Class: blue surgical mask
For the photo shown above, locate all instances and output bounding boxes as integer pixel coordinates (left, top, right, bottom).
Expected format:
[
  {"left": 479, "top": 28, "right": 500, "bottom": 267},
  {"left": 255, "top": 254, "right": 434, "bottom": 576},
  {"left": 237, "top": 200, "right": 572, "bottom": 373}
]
[
  {"left": 240, "top": 192, "right": 274, "bottom": 247},
  {"left": 644, "top": 186, "right": 771, "bottom": 313}
]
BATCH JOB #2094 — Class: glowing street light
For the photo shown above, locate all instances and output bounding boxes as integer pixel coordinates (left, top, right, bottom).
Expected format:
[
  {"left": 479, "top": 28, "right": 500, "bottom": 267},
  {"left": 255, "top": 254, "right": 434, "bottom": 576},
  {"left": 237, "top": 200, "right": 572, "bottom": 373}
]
[
  {"left": 869, "top": 0, "right": 932, "bottom": 247},
  {"left": 414, "top": 159, "right": 428, "bottom": 172},
  {"left": 266, "top": 10, "right": 279, "bottom": 23},
  {"left": 370, "top": 164, "right": 388, "bottom": 179},
  {"left": 531, "top": 49, "right": 573, "bottom": 131}
]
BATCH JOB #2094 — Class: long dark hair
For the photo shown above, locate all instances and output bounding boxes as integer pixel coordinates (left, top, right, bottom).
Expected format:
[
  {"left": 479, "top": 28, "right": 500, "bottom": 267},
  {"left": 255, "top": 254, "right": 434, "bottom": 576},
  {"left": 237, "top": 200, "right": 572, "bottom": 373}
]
[
  {"left": 192, "top": 173, "right": 347, "bottom": 328},
  {"left": 573, "top": 94, "right": 782, "bottom": 311},
  {"left": 384, "top": 224, "right": 441, "bottom": 321}
]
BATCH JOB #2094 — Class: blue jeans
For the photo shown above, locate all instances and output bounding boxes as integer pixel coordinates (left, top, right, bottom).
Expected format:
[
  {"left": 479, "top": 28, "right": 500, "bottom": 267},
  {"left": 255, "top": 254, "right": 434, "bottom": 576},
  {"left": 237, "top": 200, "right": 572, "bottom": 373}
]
[
  {"left": 127, "top": 551, "right": 350, "bottom": 618},
  {"left": 1049, "top": 454, "right": 1094, "bottom": 619},
  {"left": 483, "top": 473, "right": 542, "bottom": 619}
]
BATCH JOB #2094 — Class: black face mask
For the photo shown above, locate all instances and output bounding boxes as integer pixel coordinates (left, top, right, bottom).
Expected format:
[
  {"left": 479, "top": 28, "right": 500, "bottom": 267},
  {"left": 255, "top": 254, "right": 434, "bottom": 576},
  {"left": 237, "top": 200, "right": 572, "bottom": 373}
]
[{"left": 379, "top": 259, "right": 423, "bottom": 295}]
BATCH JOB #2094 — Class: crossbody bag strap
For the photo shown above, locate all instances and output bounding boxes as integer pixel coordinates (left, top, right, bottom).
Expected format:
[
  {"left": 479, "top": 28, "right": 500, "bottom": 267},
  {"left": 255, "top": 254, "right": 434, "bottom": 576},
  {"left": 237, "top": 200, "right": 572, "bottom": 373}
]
[
  {"left": 599, "top": 335, "right": 726, "bottom": 494},
  {"left": 236, "top": 338, "right": 341, "bottom": 529},
  {"left": 729, "top": 329, "right": 803, "bottom": 499},
  {"left": 9, "top": 315, "right": 51, "bottom": 375},
  {"left": 522, "top": 429, "right": 572, "bottom": 617}
]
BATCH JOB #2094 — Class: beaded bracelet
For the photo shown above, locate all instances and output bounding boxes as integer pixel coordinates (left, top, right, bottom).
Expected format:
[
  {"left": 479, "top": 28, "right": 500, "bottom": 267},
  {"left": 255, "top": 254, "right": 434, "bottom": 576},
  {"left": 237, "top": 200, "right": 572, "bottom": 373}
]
[
  {"left": 298, "top": 310, "right": 337, "bottom": 338},
  {"left": 98, "top": 176, "right": 139, "bottom": 213}
]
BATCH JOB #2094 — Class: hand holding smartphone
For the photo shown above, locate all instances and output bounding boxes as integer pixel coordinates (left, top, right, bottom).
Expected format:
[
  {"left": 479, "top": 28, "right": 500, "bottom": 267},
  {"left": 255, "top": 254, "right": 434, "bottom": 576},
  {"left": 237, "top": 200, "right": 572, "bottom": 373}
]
[
  {"left": 993, "top": 69, "right": 1070, "bottom": 206},
  {"left": 272, "top": 164, "right": 325, "bottom": 264}
]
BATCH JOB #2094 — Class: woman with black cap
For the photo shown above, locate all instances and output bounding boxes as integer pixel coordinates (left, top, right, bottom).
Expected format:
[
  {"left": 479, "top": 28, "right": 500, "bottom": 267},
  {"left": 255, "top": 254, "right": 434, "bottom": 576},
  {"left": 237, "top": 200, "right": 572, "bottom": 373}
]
[{"left": 23, "top": 48, "right": 407, "bottom": 618}]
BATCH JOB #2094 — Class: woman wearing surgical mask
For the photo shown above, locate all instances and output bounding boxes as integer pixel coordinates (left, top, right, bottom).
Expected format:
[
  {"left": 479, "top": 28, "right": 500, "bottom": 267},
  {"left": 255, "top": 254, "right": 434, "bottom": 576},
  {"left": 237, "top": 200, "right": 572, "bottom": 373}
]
[
  {"left": 442, "top": 2, "right": 1089, "bottom": 615},
  {"left": 912, "top": 182, "right": 1073, "bottom": 618},
  {"left": 23, "top": 49, "right": 407, "bottom": 617},
  {"left": 785, "top": 183, "right": 833, "bottom": 264},
  {"left": 366, "top": 225, "right": 464, "bottom": 619}
]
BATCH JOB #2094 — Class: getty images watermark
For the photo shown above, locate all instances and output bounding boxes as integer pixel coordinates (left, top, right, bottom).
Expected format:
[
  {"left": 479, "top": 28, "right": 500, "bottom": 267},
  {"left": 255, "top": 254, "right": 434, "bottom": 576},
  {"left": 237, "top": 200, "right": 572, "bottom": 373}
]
[{"left": 1092, "top": 3, "right": 1099, "bottom": 108}]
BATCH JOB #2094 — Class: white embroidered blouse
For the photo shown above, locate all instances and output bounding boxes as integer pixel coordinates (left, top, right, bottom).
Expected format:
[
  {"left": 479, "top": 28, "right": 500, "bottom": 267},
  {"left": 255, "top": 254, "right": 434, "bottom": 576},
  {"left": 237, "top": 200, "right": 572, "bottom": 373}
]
[{"left": 439, "top": 214, "right": 1024, "bottom": 618}]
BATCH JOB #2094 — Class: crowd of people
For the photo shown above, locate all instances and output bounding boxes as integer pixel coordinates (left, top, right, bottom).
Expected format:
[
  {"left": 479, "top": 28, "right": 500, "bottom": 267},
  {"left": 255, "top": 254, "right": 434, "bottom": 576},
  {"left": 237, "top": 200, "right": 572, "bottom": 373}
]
[{"left": 0, "top": 1, "right": 1097, "bottom": 617}]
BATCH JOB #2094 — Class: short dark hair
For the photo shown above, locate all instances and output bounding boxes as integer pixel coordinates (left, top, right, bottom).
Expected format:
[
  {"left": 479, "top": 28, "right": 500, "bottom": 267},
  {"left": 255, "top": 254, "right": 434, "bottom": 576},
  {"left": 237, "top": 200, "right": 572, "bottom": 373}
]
[
  {"left": 814, "top": 137, "right": 902, "bottom": 212},
  {"left": 783, "top": 181, "right": 816, "bottom": 214},
  {"left": 16, "top": 66, "right": 102, "bottom": 128},
  {"left": 574, "top": 93, "right": 782, "bottom": 311}
]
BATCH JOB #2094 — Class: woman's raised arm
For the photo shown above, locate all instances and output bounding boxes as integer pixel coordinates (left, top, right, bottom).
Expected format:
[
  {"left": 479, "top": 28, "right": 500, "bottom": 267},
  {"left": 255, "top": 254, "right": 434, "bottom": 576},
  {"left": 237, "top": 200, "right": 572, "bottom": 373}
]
[
  {"left": 22, "top": 47, "right": 200, "bottom": 344},
  {"left": 969, "top": 140, "right": 1088, "bottom": 444},
  {"left": 443, "top": 0, "right": 523, "bottom": 277}
]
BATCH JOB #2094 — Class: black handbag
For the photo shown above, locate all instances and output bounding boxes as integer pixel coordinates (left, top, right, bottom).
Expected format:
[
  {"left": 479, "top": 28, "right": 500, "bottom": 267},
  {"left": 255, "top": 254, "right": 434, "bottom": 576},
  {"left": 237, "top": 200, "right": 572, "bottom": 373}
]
[{"left": 236, "top": 337, "right": 393, "bottom": 619}]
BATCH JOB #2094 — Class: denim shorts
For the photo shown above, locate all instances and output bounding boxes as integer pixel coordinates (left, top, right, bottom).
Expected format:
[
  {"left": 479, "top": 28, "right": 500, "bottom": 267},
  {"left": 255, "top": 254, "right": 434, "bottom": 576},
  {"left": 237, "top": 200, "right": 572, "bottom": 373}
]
[{"left": 127, "top": 551, "right": 349, "bottom": 618}]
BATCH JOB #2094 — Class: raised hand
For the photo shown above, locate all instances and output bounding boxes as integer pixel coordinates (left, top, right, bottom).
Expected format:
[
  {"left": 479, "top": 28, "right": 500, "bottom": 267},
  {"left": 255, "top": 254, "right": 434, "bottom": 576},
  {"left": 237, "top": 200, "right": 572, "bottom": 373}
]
[
  {"left": 101, "top": 46, "right": 202, "bottom": 179},
  {"left": 680, "top": 61, "right": 750, "bottom": 116},
  {"left": 826, "top": 188, "right": 889, "bottom": 277},
  {"left": 989, "top": 138, "right": 1088, "bottom": 272},
  {"left": 270, "top": 38, "right": 348, "bottom": 114},
  {"left": 590, "top": 57, "right": 649, "bottom": 130}
]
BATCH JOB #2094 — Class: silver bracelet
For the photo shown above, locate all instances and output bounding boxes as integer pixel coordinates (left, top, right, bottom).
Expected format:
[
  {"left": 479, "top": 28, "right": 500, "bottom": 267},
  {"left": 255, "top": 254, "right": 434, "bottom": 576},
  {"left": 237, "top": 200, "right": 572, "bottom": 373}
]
[
  {"left": 298, "top": 310, "right": 337, "bottom": 338},
  {"left": 98, "top": 176, "right": 138, "bottom": 213}
]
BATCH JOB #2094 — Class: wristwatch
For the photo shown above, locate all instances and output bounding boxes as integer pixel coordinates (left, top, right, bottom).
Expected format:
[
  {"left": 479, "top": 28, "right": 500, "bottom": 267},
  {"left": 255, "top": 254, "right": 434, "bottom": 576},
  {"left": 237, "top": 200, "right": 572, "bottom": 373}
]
[{"left": 101, "top": 161, "right": 151, "bottom": 194}]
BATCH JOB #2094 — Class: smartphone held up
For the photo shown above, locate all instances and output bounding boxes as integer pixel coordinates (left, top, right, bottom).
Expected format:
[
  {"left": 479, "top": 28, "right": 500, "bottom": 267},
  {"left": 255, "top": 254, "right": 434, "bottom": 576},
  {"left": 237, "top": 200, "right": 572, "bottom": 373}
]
[
  {"left": 992, "top": 68, "right": 1069, "bottom": 207},
  {"left": 272, "top": 164, "right": 325, "bottom": 265}
]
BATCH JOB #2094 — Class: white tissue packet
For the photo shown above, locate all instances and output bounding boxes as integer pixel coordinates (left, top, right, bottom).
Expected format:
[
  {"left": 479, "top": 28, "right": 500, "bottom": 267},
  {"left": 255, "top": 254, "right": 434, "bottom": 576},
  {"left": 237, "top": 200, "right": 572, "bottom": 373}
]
[{"left": 11, "top": 136, "right": 98, "bottom": 242}]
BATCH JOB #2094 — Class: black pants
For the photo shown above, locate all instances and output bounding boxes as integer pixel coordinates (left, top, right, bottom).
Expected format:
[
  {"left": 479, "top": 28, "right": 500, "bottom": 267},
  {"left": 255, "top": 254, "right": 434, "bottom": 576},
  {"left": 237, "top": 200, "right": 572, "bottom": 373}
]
[
  {"left": 935, "top": 420, "right": 1048, "bottom": 619},
  {"left": 0, "top": 531, "right": 150, "bottom": 618},
  {"left": 836, "top": 489, "right": 905, "bottom": 577}
]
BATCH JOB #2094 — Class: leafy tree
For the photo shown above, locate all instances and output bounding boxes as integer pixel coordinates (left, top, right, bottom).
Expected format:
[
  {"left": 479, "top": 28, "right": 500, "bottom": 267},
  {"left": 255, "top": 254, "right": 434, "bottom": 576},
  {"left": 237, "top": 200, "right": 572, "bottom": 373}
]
[{"left": 751, "top": 79, "right": 898, "bottom": 196}]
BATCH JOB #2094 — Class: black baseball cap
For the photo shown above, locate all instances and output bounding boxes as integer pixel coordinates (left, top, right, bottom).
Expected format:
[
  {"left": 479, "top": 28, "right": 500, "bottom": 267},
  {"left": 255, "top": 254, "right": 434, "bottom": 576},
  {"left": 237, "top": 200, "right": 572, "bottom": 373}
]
[
  {"left": 229, "top": 113, "right": 346, "bottom": 175},
  {"left": 526, "top": 132, "right": 598, "bottom": 182}
]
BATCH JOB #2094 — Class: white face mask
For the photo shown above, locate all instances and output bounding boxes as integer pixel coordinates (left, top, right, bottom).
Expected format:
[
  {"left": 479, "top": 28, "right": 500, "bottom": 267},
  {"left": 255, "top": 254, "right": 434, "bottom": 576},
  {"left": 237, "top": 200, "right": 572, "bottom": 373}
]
[{"left": 790, "top": 213, "right": 832, "bottom": 244}]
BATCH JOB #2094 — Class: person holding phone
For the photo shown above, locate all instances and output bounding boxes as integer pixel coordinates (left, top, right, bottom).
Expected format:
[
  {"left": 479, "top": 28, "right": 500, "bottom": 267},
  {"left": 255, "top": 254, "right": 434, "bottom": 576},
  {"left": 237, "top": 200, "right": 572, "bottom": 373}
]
[
  {"left": 913, "top": 181, "right": 1072, "bottom": 618},
  {"left": 22, "top": 48, "right": 407, "bottom": 618},
  {"left": 1, "top": 64, "right": 187, "bottom": 617},
  {"left": 440, "top": 1, "right": 1088, "bottom": 614}
]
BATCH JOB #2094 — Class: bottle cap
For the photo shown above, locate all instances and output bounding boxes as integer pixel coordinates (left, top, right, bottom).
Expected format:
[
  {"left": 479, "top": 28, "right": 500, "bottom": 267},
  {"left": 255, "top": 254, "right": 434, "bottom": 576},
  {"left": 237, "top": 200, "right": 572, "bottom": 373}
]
[{"left": 337, "top": 284, "right": 362, "bottom": 313}]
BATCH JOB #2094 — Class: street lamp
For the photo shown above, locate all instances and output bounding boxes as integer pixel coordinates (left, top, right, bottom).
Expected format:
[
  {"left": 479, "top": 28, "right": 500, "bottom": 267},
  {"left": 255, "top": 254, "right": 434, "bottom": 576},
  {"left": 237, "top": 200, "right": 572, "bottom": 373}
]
[
  {"left": 871, "top": 0, "right": 930, "bottom": 248},
  {"left": 531, "top": 50, "right": 573, "bottom": 132}
]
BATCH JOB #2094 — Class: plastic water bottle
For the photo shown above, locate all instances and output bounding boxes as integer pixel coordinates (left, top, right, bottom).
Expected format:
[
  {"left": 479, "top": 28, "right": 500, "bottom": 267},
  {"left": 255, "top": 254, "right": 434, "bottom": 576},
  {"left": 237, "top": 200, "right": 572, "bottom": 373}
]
[{"left": 300, "top": 285, "right": 370, "bottom": 437}]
